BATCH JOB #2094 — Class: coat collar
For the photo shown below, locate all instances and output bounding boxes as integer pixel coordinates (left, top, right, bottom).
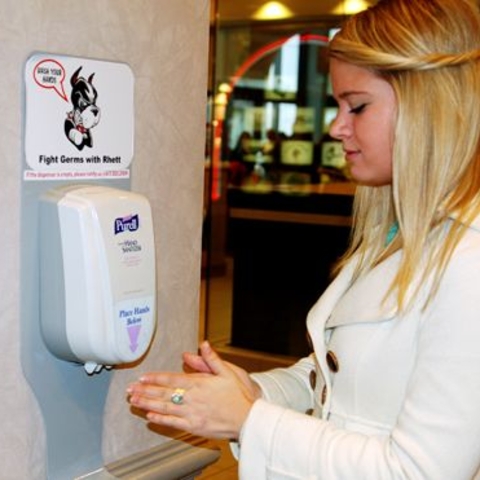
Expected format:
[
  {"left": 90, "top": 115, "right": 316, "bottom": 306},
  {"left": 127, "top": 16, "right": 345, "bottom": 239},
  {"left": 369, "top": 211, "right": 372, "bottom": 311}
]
[
  {"left": 325, "top": 252, "right": 399, "bottom": 328},
  {"left": 307, "top": 212, "right": 480, "bottom": 334},
  {"left": 305, "top": 259, "right": 356, "bottom": 339},
  {"left": 306, "top": 253, "right": 399, "bottom": 337}
]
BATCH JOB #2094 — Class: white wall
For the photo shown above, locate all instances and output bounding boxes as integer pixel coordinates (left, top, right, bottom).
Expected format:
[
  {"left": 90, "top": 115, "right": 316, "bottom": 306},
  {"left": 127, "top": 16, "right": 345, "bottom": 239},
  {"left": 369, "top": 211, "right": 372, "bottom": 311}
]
[{"left": 0, "top": 0, "right": 210, "bottom": 478}]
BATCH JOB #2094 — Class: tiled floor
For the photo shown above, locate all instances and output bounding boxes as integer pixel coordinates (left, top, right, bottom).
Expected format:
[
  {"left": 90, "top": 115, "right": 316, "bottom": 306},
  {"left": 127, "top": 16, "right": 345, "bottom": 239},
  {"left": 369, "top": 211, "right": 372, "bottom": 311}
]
[{"left": 197, "top": 257, "right": 297, "bottom": 479}]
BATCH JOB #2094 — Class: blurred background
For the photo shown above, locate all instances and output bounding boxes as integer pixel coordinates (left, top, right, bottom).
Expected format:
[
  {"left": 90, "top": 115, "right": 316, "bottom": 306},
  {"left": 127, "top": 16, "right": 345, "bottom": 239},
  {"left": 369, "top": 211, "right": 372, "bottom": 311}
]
[{"left": 201, "top": 0, "right": 377, "bottom": 371}]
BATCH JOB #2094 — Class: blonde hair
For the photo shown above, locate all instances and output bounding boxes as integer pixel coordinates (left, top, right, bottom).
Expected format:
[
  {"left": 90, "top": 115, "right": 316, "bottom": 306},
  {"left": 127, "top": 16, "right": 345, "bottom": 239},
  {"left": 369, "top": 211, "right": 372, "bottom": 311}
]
[{"left": 330, "top": 0, "right": 480, "bottom": 310}]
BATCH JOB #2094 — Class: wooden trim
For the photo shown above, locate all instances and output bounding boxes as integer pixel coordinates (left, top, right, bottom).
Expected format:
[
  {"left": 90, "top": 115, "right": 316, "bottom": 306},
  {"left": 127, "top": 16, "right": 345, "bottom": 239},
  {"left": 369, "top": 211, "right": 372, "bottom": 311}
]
[{"left": 230, "top": 207, "right": 352, "bottom": 227}]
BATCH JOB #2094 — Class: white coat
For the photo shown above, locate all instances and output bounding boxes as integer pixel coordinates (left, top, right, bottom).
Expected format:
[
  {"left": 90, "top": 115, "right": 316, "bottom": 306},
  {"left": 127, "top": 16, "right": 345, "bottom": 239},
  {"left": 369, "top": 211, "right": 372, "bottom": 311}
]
[{"left": 237, "top": 216, "right": 480, "bottom": 479}]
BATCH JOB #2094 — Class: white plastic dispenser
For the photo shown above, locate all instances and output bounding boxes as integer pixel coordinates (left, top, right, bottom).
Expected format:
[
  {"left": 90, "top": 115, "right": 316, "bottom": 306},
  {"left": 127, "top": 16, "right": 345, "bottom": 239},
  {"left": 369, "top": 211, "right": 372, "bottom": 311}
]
[{"left": 39, "top": 185, "right": 156, "bottom": 374}]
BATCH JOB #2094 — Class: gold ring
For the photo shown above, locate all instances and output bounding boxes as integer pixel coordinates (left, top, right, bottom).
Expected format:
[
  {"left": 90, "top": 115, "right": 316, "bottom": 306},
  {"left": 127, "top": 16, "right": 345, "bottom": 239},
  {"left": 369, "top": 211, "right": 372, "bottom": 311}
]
[{"left": 171, "top": 388, "right": 186, "bottom": 405}]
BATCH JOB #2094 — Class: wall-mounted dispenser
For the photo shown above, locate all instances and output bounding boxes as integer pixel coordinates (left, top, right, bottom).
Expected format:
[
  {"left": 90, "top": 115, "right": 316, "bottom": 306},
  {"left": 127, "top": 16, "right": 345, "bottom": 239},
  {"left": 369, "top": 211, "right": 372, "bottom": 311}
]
[{"left": 39, "top": 185, "right": 156, "bottom": 374}]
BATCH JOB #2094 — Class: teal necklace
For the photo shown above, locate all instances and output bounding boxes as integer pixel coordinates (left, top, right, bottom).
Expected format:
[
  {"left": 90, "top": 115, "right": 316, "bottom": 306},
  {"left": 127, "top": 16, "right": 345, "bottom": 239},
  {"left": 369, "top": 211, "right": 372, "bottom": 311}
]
[{"left": 386, "top": 221, "right": 399, "bottom": 245}]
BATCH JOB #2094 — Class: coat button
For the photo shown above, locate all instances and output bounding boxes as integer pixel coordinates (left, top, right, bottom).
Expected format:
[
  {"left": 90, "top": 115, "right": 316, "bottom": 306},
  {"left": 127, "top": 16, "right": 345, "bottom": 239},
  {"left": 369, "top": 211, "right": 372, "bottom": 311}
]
[
  {"left": 326, "top": 350, "right": 339, "bottom": 373},
  {"left": 305, "top": 408, "right": 314, "bottom": 416},
  {"left": 321, "top": 385, "right": 327, "bottom": 405},
  {"left": 309, "top": 370, "right": 317, "bottom": 390}
]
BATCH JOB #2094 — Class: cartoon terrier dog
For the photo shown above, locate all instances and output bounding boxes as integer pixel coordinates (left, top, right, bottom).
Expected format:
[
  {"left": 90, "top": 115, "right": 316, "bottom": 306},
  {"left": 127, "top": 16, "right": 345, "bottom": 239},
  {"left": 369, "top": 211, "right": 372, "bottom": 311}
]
[{"left": 64, "top": 66, "right": 101, "bottom": 150}]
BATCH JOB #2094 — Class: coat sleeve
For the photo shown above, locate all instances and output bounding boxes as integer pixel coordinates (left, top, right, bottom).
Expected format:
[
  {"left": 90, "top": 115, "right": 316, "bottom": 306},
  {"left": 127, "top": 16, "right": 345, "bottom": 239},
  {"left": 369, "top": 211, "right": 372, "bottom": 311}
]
[
  {"left": 237, "top": 236, "right": 480, "bottom": 480},
  {"left": 229, "top": 356, "right": 316, "bottom": 461},
  {"left": 249, "top": 355, "right": 316, "bottom": 412}
]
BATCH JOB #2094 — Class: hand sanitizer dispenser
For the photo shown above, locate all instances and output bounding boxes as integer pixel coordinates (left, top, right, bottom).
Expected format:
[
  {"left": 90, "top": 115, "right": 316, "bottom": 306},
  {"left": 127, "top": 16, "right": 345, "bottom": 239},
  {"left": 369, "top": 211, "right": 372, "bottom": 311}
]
[{"left": 39, "top": 185, "right": 156, "bottom": 374}]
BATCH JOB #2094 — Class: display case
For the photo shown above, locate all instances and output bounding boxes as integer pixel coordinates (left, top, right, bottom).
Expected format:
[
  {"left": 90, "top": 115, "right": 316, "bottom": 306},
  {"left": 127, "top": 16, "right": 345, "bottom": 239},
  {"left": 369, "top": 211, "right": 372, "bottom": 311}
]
[{"left": 223, "top": 30, "right": 350, "bottom": 195}]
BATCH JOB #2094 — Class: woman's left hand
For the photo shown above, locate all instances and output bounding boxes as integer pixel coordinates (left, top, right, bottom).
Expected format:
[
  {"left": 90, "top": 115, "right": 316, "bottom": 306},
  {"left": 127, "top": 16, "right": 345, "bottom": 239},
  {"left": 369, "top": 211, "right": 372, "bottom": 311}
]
[{"left": 127, "top": 341, "right": 258, "bottom": 439}]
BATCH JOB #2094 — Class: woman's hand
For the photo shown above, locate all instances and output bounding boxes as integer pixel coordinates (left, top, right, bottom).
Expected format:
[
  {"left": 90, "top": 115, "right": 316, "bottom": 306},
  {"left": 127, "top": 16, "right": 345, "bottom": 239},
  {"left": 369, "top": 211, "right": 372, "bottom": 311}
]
[{"left": 127, "top": 341, "right": 261, "bottom": 440}]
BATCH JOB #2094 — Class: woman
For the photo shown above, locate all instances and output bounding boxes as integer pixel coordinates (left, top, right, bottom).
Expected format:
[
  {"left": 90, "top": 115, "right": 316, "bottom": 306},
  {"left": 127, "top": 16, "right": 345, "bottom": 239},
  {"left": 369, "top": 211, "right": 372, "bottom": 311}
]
[{"left": 127, "top": 0, "right": 480, "bottom": 478}]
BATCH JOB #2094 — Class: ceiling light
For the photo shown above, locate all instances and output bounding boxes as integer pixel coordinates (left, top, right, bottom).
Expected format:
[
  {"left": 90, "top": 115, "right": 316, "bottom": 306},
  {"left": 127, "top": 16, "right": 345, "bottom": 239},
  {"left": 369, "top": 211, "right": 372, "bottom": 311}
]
[
  {"left": 252, "top": 1, "right": 294, "bottom": 20},
  {"left": 332, "top": 0, "right": 371, "bottom": 15}
]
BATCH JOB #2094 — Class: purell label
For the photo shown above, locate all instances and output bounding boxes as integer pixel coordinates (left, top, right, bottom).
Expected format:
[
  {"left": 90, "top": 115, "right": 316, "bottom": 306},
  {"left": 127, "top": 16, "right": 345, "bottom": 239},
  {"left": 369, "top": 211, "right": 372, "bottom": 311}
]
[{"left": 114, "top": 214, "right": 139, "bottom": 235}]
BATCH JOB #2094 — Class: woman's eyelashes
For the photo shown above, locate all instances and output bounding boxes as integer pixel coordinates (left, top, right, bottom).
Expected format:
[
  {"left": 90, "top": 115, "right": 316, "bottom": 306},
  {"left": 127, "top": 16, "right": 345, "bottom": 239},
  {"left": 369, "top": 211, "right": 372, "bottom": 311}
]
[{"left": 349, "top": 103, "right": 367, "bottom": 114}]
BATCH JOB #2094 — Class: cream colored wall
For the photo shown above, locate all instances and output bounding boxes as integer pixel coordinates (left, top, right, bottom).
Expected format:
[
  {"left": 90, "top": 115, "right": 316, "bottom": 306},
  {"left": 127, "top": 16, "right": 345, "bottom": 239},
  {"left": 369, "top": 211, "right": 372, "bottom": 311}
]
[{"left": 0, "top": 0, "right": 210, "bottom": 478}]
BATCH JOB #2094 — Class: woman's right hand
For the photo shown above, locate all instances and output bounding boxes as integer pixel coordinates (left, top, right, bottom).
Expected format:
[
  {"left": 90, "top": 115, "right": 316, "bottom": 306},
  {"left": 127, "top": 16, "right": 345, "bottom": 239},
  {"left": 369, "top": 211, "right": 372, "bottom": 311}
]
[
  {"left": 128, "top": 342, "right": 262, "bottom": 439},
  {"left": 182, "top": 345, "right": 263, "bottom": 401}
]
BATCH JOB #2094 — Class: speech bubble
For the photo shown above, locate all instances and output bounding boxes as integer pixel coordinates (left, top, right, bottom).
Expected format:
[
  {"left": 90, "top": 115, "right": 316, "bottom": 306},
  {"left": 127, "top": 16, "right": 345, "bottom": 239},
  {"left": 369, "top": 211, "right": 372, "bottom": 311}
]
[{"left": 33, "top": 59, "right": 68, "bottom": 102}]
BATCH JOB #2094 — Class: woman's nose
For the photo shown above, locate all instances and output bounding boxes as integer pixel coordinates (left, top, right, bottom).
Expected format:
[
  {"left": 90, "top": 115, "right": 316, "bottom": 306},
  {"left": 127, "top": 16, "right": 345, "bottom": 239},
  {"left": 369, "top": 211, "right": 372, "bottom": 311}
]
[{"left": 329, "top": 113, "right": 349, "bottom": 140}]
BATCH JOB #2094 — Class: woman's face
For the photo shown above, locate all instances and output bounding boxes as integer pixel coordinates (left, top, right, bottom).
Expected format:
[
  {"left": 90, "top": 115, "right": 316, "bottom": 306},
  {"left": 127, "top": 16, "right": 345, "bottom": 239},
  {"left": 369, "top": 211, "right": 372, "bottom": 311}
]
[{"left": 329, "top": 58, "right": 397, "bottom": 186}]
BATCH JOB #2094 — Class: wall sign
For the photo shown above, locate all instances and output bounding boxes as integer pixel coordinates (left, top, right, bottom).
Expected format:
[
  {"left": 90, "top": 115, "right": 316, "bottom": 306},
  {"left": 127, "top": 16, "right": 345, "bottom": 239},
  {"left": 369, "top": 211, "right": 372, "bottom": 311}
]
[{"left": 24, "top": 53, "right": 134, "bottom": 181}]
